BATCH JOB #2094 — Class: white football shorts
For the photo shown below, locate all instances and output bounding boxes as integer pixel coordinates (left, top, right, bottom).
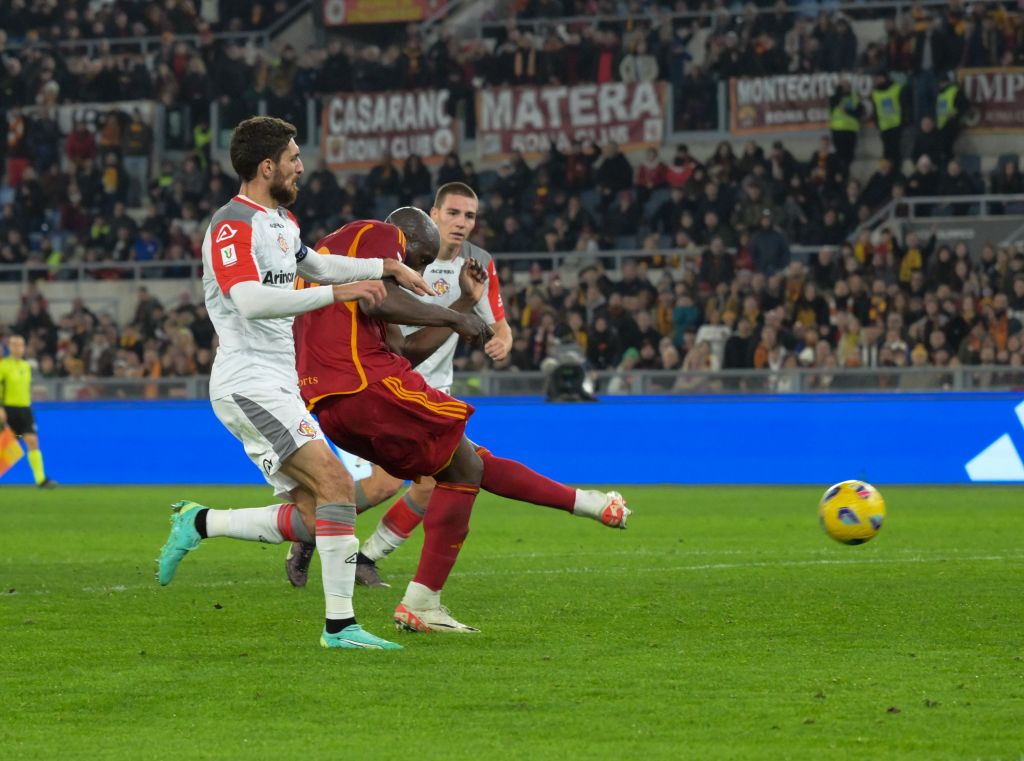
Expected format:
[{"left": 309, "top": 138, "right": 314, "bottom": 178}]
[{"left": 211, "top": 387, "right": 325, "bottom": 498}]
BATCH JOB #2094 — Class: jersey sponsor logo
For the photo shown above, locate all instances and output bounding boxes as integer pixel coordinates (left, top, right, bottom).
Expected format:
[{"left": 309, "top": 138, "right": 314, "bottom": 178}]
[
  {"left": 277, "top": 234, "right": 290, "bottom": 254},
  {"left": 268, "top": 222, "right": 285, "bottom": 229},
  {"left": 297, "top": 419, "right": 318, "bottom": 438},
  {"left": 432, "top": 277, "right": 450, "bottom": 295},
  {"left": 220, "top": 244, "right": 238, "bottom": 266},
  {"left": 215, "top": 223, "right": 238, "bottom": 243},
  {"left": 262, "top": 270, "right": 296, "bottom": 285}
]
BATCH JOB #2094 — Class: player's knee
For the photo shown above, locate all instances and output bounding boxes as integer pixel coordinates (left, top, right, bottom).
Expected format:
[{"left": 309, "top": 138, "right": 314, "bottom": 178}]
[
  {"left": 406, "top": 479, "right": 434, "bottom": 506},
  {"left": 366, "top": 473, "right": 404, "bottom": 505},
  {"left": 444, "top": 444, "right": 483, "bottom": 486}
]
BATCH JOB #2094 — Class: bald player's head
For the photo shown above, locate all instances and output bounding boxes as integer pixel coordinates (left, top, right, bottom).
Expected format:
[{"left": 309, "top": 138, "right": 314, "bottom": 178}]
[{"left": 385, "top": 206, "right": 440, "bottom": 271}]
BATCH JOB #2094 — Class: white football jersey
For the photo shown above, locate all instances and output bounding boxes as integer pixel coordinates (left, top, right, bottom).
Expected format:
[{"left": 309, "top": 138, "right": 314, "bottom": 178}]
[
  {"left": 403, "top": 241, "right": 505, "bottom": 392},
  {"left": 202, "top": 194, "right": 305, "bottom": 399}
]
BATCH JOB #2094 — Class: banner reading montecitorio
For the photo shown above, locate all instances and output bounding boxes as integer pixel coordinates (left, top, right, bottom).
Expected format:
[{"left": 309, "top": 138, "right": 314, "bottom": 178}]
[
  {"left": 960, "top": 68, "right": 1024, "bottom": 132},
  {"left": 476, "top": 82, "right": 666, "bottom": 158},
  {"left": 729, "top": 73, "right": 874, "bottom": 134},
  {"left": 321, "top": 90, "right": 457, "bottom": 170}
]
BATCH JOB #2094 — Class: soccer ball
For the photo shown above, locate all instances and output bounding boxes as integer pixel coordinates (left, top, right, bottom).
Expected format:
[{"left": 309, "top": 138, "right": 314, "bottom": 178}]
[{"left": 818, "top": 480, "right": 886, "bottom": 545}]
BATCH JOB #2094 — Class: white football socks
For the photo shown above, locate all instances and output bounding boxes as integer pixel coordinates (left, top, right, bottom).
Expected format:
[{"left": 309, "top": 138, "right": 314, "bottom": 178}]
[
  {"left": 402, "top": 581, "right": 441, "bottom": 610},
  {"left": 362, "top": 522, "right": 407, "bottom": 562},
  {"left": 571, "top": 489, "right": 608, "bottom": 520},
  {"left": 316, "top": 503, "right": 358, "bottom": 621},
  {"left": 204, "top": 504, "right": 287, "bottom": 543}
]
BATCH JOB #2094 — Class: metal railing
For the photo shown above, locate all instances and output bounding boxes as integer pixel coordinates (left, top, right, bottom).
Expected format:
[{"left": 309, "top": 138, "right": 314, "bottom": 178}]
[
  {"left": 850, "top": 193, "right": 1024, "bottom": 241},
  {"left": 0, "top": 242, "right": 833, "bottom": 285},
  {"left": 3, "top": 0, "right": 312, "bottom": 55},
  {"left": 0, "top": 260, "right": 205, "bottom": 286},
  {"left": 28, "top": 366, "right": 1022, "bottom": 402}
]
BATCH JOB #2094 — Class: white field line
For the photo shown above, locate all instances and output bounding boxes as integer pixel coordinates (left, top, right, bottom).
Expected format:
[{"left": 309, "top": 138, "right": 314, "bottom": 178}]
[{"left": 5, "top": 553, "right": 1022, "bottom": 597}]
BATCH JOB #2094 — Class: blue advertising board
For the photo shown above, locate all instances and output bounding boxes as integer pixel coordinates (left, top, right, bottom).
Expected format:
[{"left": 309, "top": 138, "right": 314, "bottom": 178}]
[{"left": 2, "top": 393, "right": 1024, "bottom": 486}]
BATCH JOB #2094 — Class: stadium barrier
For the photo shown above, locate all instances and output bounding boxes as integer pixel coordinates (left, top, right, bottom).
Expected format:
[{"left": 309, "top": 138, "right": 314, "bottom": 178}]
[
  {"left": 3, "top": 393, "right": 1023, "bottom": 486},
  {"left": 479, "top": 0, "right": 964, "bottom": 33},
  {"left": 20, "top": 366, "right": 1024, "bottom": 402}
]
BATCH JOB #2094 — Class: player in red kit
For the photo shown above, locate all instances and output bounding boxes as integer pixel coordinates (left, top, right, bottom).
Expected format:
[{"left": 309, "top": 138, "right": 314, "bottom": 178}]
[
  {"left": 295, "top": 209, "right": 493, "bottom": 632},
  {"left": 284, "top": 184, "right": 629, "bottom": 591},
  {"left": 294, "top": 208, "right": 629, "bottom": 633}
]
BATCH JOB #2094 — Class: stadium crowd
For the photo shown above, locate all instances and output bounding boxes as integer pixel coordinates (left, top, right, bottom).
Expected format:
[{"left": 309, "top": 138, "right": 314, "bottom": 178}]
[
  {"left": 5, "top": 223, "right": 1024, "bottom": 396},
  {"left": 2, "top": 1, "right": 1024, "bottom": 392}
]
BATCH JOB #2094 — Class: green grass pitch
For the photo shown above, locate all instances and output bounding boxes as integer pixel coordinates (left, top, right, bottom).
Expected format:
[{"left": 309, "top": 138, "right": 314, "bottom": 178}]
[{"left": 1, "top": 485, "right": 1022, "bottom": 760}]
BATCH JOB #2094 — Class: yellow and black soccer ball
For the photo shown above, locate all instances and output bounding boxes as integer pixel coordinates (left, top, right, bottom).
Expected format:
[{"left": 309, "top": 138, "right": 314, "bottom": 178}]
[{"left": 818, "top": 480, "right": 886, "bottom": 545}]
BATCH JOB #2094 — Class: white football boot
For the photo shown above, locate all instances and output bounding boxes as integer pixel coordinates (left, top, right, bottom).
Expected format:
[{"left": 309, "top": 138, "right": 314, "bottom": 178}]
[{"left": 394, "top": 602, "right": 481, "bottom": 633}]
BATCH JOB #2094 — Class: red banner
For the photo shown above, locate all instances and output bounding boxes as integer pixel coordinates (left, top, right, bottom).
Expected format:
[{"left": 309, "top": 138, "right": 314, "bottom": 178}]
[
  {"left": 476, "top": 82, "right": 666, "bottom": 159},
  {"left": 729, "top": 73, "right": 874, "bottom": 134},
  {"left": 321, "top": 90, "right": 457, "bottom": 171},
  {"left": 960, "top": 68, "right": 1024, "bottom": 132},
  {"left": 322, "top": 0, "right": 434, "bottom": 25}
]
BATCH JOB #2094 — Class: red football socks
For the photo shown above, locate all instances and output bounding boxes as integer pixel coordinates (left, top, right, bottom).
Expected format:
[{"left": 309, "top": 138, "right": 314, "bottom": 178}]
[
  {"left": 478, "top": 448, "right": 575, "bottom": 512},
  {"left": 381, "top": 496, "right": 424, "bottom": 538},
  {"left": 412, "top": 481, "right": 478, "bottom": 591}
]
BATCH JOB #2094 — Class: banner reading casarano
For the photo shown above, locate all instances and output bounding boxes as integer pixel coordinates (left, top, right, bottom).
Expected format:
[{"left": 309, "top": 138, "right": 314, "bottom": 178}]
[{"left": 321, "top": 89, "right": 457, "bottom": 171}]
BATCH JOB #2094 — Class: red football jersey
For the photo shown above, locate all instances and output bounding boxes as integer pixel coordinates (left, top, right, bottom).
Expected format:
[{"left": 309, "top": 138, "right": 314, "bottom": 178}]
[{"left": 294, "top": 220, "right": 412, "bottom": 408}]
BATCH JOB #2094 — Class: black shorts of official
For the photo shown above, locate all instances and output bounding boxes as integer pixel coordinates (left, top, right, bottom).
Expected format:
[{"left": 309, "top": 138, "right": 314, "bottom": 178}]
[{"left": 4, "top": 406, "right": 37, "bottom": 436}]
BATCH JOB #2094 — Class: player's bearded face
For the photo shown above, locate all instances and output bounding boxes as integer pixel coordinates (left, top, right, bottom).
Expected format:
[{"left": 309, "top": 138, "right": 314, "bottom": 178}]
[{"left": 269, "top": 163, "right": 299, "bottom": 206}]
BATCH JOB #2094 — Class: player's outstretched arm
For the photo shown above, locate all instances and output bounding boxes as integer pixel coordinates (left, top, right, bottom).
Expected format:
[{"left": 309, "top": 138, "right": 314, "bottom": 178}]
[
  {"left": 382, "top": 259, "right": 432, "bottom": 296},
  {"left": 364, "top": 281, "right": 493, "bottom": 350},
  {"left": 330, "top": 281, "right": 386, "bottom": 307},
  {"left": 393, "top": 257, "right": 489, "bottom": 364},
  {"left": 229, "top": 280, "right": 368, "bottom": 319},
  {"left": 295, "top": 244, "right": 431, "bottom": 295}
]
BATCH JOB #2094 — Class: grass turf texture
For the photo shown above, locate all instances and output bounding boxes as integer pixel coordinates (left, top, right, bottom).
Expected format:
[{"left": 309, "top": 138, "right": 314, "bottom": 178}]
[{"left": 1, "top": 486, "right": 1022, "bottom": 761}]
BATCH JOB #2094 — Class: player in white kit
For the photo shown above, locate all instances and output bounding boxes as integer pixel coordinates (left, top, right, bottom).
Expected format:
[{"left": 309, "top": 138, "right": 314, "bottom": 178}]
[
  {"left": 156, "top": 116, "right": 431, "bottom": 650},
  {"left": 285, "top": 184, "right": 630, "bottom": 592}
]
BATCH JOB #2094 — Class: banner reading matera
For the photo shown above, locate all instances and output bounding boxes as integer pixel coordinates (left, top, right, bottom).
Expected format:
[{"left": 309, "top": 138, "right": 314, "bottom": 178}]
[
  {"left": 729, "top": 73, "right": 874, "bottom": 134},
  {"left": 476, "top": 82, "right": 666, "bottom": 159},
  {"left": 959, "top": 68, "right": 1024, "bottom": 132},
  {"left": 322, "top": 90, "right": 457, "bottom": 171}
]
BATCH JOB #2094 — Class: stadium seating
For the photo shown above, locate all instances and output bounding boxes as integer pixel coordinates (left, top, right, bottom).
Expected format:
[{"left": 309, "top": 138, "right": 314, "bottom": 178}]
[{"left": 1, "top": 1, "right": 1023, "bottom": 391}]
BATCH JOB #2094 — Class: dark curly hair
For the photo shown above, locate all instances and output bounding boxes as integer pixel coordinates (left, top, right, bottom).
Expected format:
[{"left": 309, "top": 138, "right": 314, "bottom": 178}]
[{"left": 229, "top": 116, "right": 297, "bottom": 182}]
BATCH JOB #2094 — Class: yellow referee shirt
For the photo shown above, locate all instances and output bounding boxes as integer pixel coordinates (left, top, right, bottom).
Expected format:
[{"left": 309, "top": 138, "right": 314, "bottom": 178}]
[{"left": 0, "top": 356, "right": 33, "bottom": 407}]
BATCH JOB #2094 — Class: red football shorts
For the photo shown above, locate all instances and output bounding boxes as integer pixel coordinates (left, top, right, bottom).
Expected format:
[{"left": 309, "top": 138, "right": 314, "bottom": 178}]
[{"left": 314, "top": 371, "right": 475, "bottom": 481}]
